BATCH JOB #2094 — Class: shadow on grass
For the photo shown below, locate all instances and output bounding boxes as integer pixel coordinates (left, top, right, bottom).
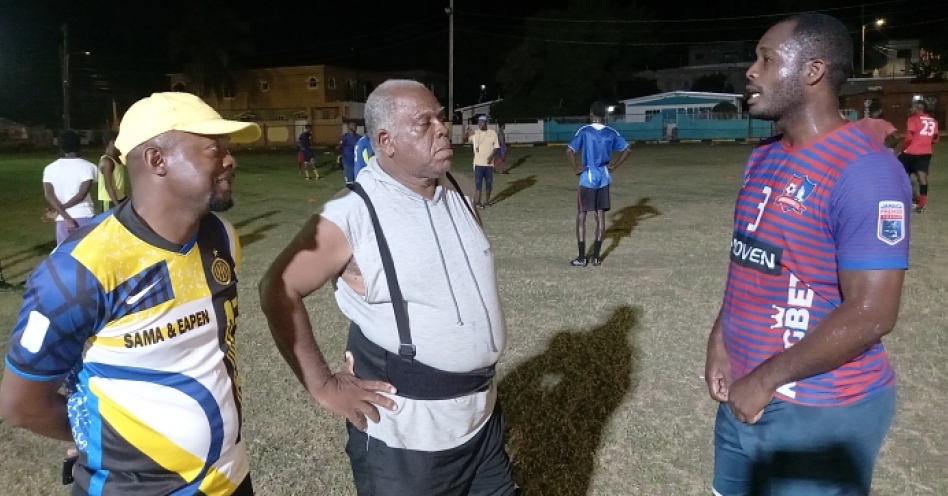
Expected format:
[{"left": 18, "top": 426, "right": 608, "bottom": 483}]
[
  {"left": 239, "top": 223, "right": 280, "bottom": 247},
  {"left": 506, "top": 154, "right": 532, "bottom": 172},
  {"left": 500, "top": 306, "right": 641, "bottom": 496},
  {"left": 748, "top": 444, "right": 868, "bottom": 495},
  {"left": 599, "top": 198, "right": 661, "bottom": 261},
  {"left": 2, "top": 240, "right": 57, "bottom": 280},
  {"left": 233, "top": 210, "right": 279, "bottom": 230},
  {"left": 491, "top": 175, "right": 537, "bottom": 205}
]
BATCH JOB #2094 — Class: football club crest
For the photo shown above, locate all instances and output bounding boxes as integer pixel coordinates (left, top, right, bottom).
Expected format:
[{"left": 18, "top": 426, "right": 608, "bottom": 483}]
[
  {"left": 211, "top": 249, "right": 232, "bottom": 285},
  {"left": 877, "top": 201, "right": 905, "bottom": 245},
  {"left": 775, "top": 174, "right": 817, "bottom": 214}
]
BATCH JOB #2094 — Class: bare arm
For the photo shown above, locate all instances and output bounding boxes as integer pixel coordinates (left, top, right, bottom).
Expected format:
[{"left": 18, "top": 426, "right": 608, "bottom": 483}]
[
  {"left": 62, "top": 180, "right": 93, "bottom": 210},
  {"left": 754, "top": 269, "right": 902, "bottom": 388},
  {"left": 100, "top": 158, "right": 120, "bottom": 204},
  {"left": 705, "top": 304, "right": 732, "bottom": 402},
  {"left": 0, "top": 371, "right": 73, "bottom": 442},
  {"left": 883, "top": 132, "right": 901, "bottom": 149},
  {"left": 566, "top": 148, "right": 582, "bottom": 175},
  {"left": 259, "top": 214, "right": 396, "bottom": 430},
  {"left": 609, "top": 147, "right": 632, "bottom": 171},
  {"left": 895, "top": 126, "right": 914, "bottom": 155},
  {"left": 43, "top": 183, "right": 75, "bottom": 224}
]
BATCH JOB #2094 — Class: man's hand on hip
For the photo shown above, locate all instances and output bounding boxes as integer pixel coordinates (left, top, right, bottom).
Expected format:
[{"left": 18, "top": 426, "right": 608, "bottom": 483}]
[{"left": 312, "top": 352, "right": 397, "bottom": 431}]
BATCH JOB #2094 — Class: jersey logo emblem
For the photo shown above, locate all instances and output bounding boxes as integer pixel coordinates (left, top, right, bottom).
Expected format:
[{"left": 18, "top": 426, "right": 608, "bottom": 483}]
[
  {"left": 775, "top": 174, "right": 817, "bottom": 214},
  {"left": 877, "top": 201, "right": 905, "bottom": 245},
  {"left": 211, "top": 250, "right": 232, "bottom": 285},
  {"left": 126, "top": 278, "right": 162, "bottom": 305}
]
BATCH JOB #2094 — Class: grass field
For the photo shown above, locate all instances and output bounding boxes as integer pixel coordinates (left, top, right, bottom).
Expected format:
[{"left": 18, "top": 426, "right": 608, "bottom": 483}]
[{"left": 1, "top": 143, "right": 947, "bottom": 495}]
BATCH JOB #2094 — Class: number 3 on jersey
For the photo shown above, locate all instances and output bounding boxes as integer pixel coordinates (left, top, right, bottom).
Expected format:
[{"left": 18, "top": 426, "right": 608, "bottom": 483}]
[{"left": 748, "top": 186, "right": 773, "bottom": 232}]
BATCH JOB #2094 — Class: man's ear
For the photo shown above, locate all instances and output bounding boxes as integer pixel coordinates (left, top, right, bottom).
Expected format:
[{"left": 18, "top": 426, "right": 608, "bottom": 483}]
[
  {"left": 141, "top": 144, "right": 169, "bottom": 177},
  {"left": 804, "top": 58, "right": 827, "bottom": 87},
  {"left": 377, "top": 130, "right": 395, "bottom": 158}
]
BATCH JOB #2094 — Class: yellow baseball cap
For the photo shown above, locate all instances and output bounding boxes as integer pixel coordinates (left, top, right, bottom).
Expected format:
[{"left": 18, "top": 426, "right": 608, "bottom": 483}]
[{"left": 116, "top": 92, "right": 261, "bottom": 161}]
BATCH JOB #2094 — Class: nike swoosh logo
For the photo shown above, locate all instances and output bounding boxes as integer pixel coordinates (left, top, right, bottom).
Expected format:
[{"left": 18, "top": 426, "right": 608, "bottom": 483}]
[{"left": 126, "top": 279, "right": 162, "bottom": 305}]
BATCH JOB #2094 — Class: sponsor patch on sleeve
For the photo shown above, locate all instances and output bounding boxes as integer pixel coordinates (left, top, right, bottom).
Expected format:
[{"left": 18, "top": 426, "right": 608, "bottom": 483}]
[{"left": 877, "top": 201, "right": 905, "bottom": 245}]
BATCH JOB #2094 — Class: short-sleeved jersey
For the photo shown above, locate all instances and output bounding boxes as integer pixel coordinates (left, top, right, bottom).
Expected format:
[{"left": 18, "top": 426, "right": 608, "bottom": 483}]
[
  {"left": 904, "top": 113, "right": 939, "bottom": 155},
  {"left": 854, "top": 117, "right": 897, "bottom": 146},
  {"left": 340, "top": 132, "right": 361, "bottom": 163},
  {"left": 723, "top": 123, "right": 910, "bottom": 406},
  {"left": 298, "top": 130, "right": 312, "bottom": 150},
  {"left": 353, "top": 135, "right": 373, "bottom": 179},
  {"left": 567, "top": 123, "right": 629, "bottom": 189},
  {"left": 5, "top": 200, "right": 247, "bottom": 495}
]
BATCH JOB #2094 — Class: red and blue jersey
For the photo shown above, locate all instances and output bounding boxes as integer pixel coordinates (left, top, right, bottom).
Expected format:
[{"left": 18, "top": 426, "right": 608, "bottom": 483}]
[{"left": 723, "top": 122, "right": 911, "bottom": 406}]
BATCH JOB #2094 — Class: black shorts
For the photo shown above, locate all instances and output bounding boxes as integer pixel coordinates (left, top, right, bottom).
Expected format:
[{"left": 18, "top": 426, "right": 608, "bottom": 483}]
[
  {"left": 899, "top": 153, "right": 932, "bottom": 174},
  {"left": 577, "top": 185, "right": 611, "bottom": 212},
  {"left": 346, "top": 402, "right": 515, "bottom": 496}
]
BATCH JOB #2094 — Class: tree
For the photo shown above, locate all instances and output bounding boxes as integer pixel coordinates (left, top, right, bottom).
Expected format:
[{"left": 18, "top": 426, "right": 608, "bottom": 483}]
[
  {"left": 494, "top": 0, "right": 657, "bottom": 118},
  {"left": 168, "top": 3, "right": 255, "bottom": 99},
  {"left": 691, "top": 73, "right": 735, "bottom": 93},
  {"left": 910, "top": 43, "right": 947, "bottom": 83}
]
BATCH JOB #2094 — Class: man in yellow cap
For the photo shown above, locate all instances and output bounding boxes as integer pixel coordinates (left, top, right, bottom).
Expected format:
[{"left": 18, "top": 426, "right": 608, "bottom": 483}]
[{"left": 0, "top": 92, "right": 260, "bottom": 495}]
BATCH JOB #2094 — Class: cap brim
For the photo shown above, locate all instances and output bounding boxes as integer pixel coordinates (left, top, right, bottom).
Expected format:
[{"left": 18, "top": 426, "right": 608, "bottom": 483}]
[{"left": 176, "top": 119, "right": 262, "bottom": 144}]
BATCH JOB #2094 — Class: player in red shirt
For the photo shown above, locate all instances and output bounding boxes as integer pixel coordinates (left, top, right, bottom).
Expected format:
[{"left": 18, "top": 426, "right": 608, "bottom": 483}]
[
  {"left": 855, "top": 101, "right": 898, "bottom": 148},
  {"left": 896, "top": 100, "right": 940, "bottom": 212}
]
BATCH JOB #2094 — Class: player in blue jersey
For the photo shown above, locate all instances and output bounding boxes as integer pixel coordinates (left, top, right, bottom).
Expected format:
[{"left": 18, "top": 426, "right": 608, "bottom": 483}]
[
  {"left": 339, "top": 121, "right": 361, "bottom": 184},
  {"left": 705, "top": 13, "right": 909, "bottom": 496},
  {"left": 298, "top": 123, "right": 319, "bottom": 180},
  {"left": 353, "top": 134, "right": 374, "bottom": 179},
  {"left": 1, "top": 92, "right": 260, "bottom": 495},
  {"left": 566, "top": 101, "right": 631, "bottom": 266}
]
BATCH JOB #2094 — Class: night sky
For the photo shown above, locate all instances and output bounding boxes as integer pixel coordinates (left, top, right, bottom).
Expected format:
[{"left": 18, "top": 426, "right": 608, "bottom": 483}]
[{"left": 1, "top": 0, "right": 945, "bottom": 127}]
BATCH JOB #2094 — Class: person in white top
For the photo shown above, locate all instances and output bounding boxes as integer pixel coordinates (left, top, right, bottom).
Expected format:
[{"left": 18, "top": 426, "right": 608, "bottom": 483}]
[{"left": 43, "top": 130, "right": 98, "bottom": 244}]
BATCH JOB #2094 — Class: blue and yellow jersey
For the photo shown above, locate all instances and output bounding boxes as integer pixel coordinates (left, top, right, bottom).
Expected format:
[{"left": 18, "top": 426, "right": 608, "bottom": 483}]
[
  {"left": 353, "top": 135, "right": 374, "bottom": 179},
  {"left": 5, "top": 200, "right": 247, "bottom": 495}
]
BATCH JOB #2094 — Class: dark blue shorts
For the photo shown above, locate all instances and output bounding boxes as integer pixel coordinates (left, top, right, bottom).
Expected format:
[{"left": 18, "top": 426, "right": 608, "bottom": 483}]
[
  {"left": 713, "top": 386, "right": 896, "bottom": 496},
  {"left": 474, "top": 165, "right": 494, "bottom": 191},
  {"left": 343, "top": 157, "right": 356, "bottom": 183}
]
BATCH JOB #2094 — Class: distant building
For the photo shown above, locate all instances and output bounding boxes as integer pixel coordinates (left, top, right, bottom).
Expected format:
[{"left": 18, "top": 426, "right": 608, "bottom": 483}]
[
  {"left": 840, "top": 78, "right": 948, "bottom": 133},
  {"left": 865, "top": 39, "right": 921, "bottom": 78},
  {"left": 454, "top": 99, "right": 502, "bottom": 124},
  {"left": 168, "top": 65, "right": 447, "bottom": 145},
  {"left": 633, "top": 42, "right": 756, "bottom": 94},
  {"left": 620, "top": 91, "right": 743, "bottom": 123}
]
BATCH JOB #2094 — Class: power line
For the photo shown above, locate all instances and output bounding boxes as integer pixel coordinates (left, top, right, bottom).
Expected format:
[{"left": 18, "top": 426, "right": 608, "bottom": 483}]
[
  {"left": 458, "top": 3, "right": 943, "bottom": 35},
  {"left": 456, "top": 16, "right": 948, "bottom": 46},
  {"left": 457, "top": 0, "right": 910, "bottom": 24}
]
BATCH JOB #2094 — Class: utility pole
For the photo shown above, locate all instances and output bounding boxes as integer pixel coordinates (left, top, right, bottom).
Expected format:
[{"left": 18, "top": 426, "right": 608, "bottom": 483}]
[
  {"left": 61, "top": 22, "right": 71, "bottom": 130},
  {"left": 448, "top": 0, "right": 454, "bottom": 142},
  {"left": 860, "top": 5, "right": 865, "bottom": 76}
]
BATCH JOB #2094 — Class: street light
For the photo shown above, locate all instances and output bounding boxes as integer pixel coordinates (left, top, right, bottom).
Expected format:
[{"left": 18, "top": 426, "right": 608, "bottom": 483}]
[{"left": 861, "top": 18, "right": 884, "bottom": 77}]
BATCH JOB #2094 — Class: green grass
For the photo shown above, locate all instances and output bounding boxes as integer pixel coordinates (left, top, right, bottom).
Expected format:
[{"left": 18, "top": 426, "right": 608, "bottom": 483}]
[{"left": 1, "top": 143, "right": 947, "bottom": 495}]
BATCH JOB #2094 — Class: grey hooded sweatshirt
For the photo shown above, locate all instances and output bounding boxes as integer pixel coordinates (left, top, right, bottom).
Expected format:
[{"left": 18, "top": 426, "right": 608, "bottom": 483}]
[{"left": 319, "top": 157, "right": 506, "bottom": 451}]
